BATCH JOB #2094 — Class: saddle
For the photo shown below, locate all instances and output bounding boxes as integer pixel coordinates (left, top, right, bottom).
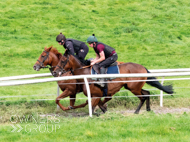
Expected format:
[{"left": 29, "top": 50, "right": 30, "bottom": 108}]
[
  {"left": 91, "top": 62, "right": 119, "bottom": 96},
  {"left": 92, "top": 62, "right": 118, "bottom": 74},
  {"left": 91, "top": 62, "right": 120, "bottom": 82}
]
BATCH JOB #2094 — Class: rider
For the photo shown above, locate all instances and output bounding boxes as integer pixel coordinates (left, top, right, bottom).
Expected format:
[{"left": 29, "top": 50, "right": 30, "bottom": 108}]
[
  {"left": 87, "top": 34, "right": 118, "bottom": 87},
  {"left": 56, "top": 32, "right": 90, "bottom": 65}
]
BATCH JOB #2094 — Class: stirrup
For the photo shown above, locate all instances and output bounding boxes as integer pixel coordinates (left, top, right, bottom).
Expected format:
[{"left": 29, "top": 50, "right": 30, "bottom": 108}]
[{"left": 96, "top": 79, "right": 105, "bottom": 87}]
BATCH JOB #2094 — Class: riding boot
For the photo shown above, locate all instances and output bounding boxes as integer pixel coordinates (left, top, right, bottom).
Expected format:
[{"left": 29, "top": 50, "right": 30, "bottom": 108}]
[{"left": 98, "top": 67, "right": 106, "bottom": 87}]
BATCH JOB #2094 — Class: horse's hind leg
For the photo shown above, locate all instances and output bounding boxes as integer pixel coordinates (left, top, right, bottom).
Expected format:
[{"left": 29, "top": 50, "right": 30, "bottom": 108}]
[
  {"left": 141, "top": 89, "right": 151, "bottom": 111},
  {"left": 131, "top": 90, "right": 146, "bottom": 114}
]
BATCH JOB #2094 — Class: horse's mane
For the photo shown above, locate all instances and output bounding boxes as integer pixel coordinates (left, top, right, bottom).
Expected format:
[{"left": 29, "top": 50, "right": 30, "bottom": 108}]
[
  {"left": 46, "top": 46, "right": 62, "bottom": 60},
  {"left": 64, "top": 51, "right": 86, "bottom": 66}
]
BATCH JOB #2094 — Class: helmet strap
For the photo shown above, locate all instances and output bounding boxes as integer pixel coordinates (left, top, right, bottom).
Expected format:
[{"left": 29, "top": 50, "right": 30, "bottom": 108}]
[
  {"left": 61, "top": 40, "right": 65, "bottom": 45},
  {"left": 93, "top": 42, "right": 96, "bottom": 48}
]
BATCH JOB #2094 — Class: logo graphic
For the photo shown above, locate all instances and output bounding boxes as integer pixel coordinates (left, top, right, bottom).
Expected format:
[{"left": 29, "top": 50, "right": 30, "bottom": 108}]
[
  {"left": 11, "top": 124, "right": 23, "bottom": 132},
  {"left": 10, "top": 114, "right": 60, "bottom": 133}
]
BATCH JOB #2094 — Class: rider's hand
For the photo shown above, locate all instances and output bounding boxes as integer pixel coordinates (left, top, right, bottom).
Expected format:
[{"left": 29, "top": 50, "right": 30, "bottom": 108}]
[{"left": 91, "top": 62, "right": 96, "bottom": 65}]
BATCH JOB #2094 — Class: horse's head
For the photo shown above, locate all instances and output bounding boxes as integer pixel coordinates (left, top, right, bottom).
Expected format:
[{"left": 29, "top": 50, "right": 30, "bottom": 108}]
[
  {"left": 53, "top": 52, "right": 84, "bottom": 76},
  {"left": 33, "top": 46, "right": 61, "bottom": 71},
  {"left": 52, "top": 54, "right": 70, "bottom": 77}
]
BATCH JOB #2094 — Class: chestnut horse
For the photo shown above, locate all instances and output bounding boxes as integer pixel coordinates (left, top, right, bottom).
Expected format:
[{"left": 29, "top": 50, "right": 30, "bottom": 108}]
[
  {"left": 53, "top": 53, "right": 174, "bottom": 114},
  {"left": 33, "top": 46, "right": 89, "bottom": 111}
]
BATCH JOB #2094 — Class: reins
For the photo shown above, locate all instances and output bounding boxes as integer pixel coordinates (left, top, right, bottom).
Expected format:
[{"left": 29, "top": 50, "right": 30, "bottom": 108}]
[{"left": 76, "top": 65, "right": 92, "bottom": 70}]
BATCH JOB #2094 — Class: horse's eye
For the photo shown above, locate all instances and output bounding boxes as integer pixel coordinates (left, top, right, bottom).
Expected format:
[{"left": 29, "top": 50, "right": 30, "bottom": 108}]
[{"left": 41, "top": 55, "right": 44, "bottom": 57}]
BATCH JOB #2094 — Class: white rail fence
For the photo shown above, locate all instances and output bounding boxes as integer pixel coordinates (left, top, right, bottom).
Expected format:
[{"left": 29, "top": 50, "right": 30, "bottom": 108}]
[
  {"left": 1, "top": 68, "right": 190, "bottom": 117},
  {"left": 1, "top": 68, "right": 190, "bottom": 100}
]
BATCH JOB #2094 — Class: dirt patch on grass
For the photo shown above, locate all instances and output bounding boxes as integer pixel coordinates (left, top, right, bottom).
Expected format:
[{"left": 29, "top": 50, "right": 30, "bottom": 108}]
[
  {"left": 50, "top": 107, "right": 190, "bottom": 118},
  {"left": 151, "top": 107, "right": 190, "bottom": 114},
  {"left": 117, "top": 107, "right": 190, "bottom": 116}
]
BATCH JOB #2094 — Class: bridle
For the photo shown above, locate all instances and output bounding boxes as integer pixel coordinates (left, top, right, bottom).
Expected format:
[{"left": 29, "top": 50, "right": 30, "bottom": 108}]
[
  {"left": 56, "top": 55, "right": 71, "bottom": 75},
  {"left": 37, "top": 50, "right": 56, "bottom": 69}
]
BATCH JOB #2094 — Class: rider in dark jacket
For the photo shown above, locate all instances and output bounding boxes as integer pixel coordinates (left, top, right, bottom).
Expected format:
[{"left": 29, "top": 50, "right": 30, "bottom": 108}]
[
  {"left": 87, "top": 34, "right": 118, "bottom": 87},
  {"left": 56, "top": 33, "right": 90, "bottom": 65}
]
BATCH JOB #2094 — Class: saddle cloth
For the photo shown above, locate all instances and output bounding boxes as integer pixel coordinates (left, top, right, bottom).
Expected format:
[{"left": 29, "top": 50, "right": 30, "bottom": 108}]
[{"left": 91, "top": 65, "right": 120, "bottom": 81}]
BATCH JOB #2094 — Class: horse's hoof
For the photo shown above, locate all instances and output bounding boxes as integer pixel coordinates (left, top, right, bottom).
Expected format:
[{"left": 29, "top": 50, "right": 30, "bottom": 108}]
[
  {"left": 68, "top": 106, "right": 74, "bottom": 109},
  {"left": 93, "top": 113, "right": 100, "bottom": 117},
  {"left": 134, "top": 111, "right": 139, "bottom": 114},
  {"left": 103, "top": 104, "right": 108, "bottom": 111},
  {"left": 147, "top": 108, "right": 151, "bottom": 111},
  {"left": 101, "top": 109, "right": 107, "bottom": 114}
]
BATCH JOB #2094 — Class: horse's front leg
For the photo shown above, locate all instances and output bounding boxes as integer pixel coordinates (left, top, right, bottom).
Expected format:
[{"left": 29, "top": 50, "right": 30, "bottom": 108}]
[
  {"left": 68, "top": 98, "right": 88, "bottom": 110},
  {"left": 91, "top": 98, "right": 101, "bottom": 116},
  {"left": 98, "top": 96, "right": 112, "bottom": 112},
  {"left": 97, "top": 100, "right": 108, "bottom": 113},
  {"left": 69, "top": 94, "right": 76, "bottom": 107},
  {"left": 55, "top": 89, "right": 73, "bottom": 111}
]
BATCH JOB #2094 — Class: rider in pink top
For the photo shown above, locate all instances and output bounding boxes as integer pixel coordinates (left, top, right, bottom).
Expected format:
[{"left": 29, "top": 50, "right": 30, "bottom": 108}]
[{"left": 87, "top": 34, "right": 118, "bottom": 87}]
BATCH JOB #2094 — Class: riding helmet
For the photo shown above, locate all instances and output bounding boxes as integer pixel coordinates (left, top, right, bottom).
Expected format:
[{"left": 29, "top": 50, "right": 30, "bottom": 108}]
[
  {"left": 56, "top": 32, "right": 66, "bottom": 42},
  {"left": 87, "top": 34, "right": 98, "bottom": 43}
]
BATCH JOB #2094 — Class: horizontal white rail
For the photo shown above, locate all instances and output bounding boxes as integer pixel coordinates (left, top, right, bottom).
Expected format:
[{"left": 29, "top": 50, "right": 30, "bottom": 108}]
[
  {"left": 1, "top": 68, "right": 190, "bottom": 81},
  {"left": 0, "top": 73, "right": 52, "bottom": 81},
  {"left": 1, "top": 72, "right": 190, "bottom": 87},
  {"left": 150, "top": 68, "right": 190, "bottom": 73}
]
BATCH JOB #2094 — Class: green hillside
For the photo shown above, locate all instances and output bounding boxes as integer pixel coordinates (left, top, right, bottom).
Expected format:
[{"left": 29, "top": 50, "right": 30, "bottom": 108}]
[{"left": 1, "top": 0, "right": 190, "bottom": 77}]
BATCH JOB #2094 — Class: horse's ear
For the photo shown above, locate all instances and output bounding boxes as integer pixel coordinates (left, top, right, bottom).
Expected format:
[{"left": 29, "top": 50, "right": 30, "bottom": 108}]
[
  {"left": 45, "top": 46, "right": 52, "bottom": 52},
  {"left": 49, "top": 46, "right": 52, "bottom": 51}
]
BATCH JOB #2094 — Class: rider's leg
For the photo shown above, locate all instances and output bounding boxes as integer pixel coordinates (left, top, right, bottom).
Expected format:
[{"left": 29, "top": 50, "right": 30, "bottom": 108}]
[
  {"left": 77, "top": 43, "right": 90, "bottom": 65},
  {"left": 99, "top": 67, "right": 106, "bottom": 87}
]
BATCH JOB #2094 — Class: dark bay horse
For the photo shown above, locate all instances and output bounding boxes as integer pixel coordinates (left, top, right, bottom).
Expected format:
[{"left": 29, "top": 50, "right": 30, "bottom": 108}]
[
  {"left": 33, "top": 46, "right": 89, "bottom": 111},
  {"left": 53, "top": 53, "right": 174, "bottom": 114}
]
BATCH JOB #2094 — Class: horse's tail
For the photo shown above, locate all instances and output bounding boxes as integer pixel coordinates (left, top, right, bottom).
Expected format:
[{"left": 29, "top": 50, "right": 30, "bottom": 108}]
[{"left": 145, "top": 68, "right": 174, "bottom": 95}]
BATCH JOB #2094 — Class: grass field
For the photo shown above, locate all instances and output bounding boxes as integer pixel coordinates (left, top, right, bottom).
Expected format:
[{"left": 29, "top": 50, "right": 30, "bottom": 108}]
[
  {"left": 1, "top": 112, "right": 190, "bottom": 142},
  {"left": 0, "top": 0, "right": 190, "bottom": 141}
]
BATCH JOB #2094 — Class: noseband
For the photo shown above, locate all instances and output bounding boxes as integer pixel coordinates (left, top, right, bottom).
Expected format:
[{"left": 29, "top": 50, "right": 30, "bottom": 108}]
[
  {"left": 37, "top": 50, "right": 56, "bottom": 70},
  {"left": 37, "top": 50, "right": 50, "bottom": 68}
]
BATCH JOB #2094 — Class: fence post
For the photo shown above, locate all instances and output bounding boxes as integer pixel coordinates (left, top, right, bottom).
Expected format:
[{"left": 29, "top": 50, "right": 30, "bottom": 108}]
[
  {"left": 84, "top": 77, "right": 92, "bottom": 117},
  {"left": 160, "top": 77, "right": 164, "bottom": 107},
  {"left": 57, "top": 84, "right": 60, "bottom": 109}
]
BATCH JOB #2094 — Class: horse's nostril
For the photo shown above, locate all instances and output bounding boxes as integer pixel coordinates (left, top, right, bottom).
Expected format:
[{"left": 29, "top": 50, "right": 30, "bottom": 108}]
[
  {"left": 52, "top": 72, "right": 56, "bottom": 76},
  {"left": 33, "top": 65, "right": 36, "bottom": 70}
]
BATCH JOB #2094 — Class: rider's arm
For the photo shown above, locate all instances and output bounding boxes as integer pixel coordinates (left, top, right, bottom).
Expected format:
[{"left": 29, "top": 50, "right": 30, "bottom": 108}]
[
  {"left": 91, "top": 51, "right": 105, "bottom": 65},
  {"left": 65, "top": 41, "right": 75, "bottom": 55},
  {"left": 95, "top": 51, "right": 105, "bottom": 63},
  {"left": 91, "top": 53, "right": 100, "bottom": 62}
]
